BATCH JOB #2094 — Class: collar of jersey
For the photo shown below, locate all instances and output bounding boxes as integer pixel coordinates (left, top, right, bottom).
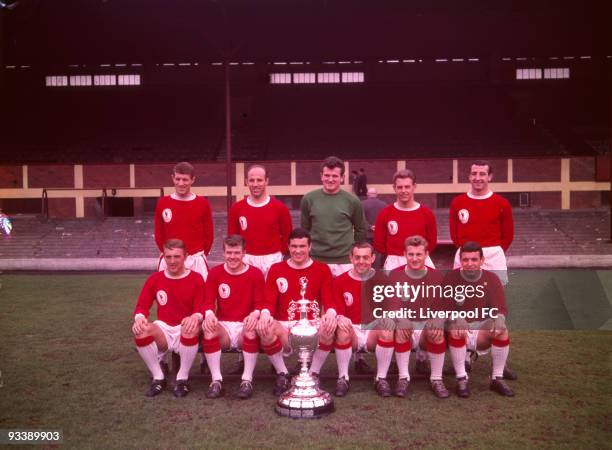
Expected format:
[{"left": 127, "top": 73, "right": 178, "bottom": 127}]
[
  {"left": 349, "top": 268, "right": 375, "bottom": 281},
  {"left": 171, "top": 192, "right": 196, "bottom": 201},
  {"left": 467, "top": 191, "right": 493, "bottom": 200},
  {"left": 223, "top": 263, "right": 249, "bottom": 275},
  {"left": 164, "top": 269, "right": 191, "bottom": 279},
  {"left": 246, "top": 195, "right": 270, "bottom": 207},
  {"left": 287, "top": 258, "right": 313, "bottom": 270},
  {"left": 393, "top": 201, "right": 420, "bottom": 212},
  {"left": 403, "top": 267, "right": 428, "bottom": 279},
  {"left": 459, "top": 269, "right": 483, "bottom": 283}
]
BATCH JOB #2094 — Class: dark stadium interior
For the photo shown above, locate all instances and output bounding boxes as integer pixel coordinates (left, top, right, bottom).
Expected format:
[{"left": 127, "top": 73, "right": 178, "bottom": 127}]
[{"left": 1, "top": 1, "right": 610, "bottom": 164}]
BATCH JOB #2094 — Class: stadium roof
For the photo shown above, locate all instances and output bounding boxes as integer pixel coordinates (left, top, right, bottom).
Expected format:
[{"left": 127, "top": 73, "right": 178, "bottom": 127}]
[{"left": 2, "top": 0, "right": 609, "bottom": 67}]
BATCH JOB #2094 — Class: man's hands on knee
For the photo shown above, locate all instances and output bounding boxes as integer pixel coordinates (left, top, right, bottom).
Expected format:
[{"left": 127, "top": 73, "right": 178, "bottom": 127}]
[
  {"left": 203, "top": 311, "right": 218, "bottom": 335},
  {"left": 243, "top": 310, "right": 260, "bottom": 333},
  {"left": 132, "top": 315, "right": 148, "bottom": 336},
  {"left": 320, "top": 310, "right": 337, "bottom": 336},
  {"left": 181, "top": 313, "right": 201, "bottom": 335}
]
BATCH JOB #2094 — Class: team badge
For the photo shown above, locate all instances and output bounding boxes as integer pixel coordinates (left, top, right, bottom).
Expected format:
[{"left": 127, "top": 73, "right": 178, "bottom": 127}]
[
  {"left": 387, "top": 220, "right": 398, "bottom": 235},
  {"left": 156, "top": 290, "right": 168, "bottom": 306},
  {"left": 458, "top": 209, "right": 469, "bottom": 224},
  {"left": 343, "top": 292, "right": 354, "bottom": 306},
  {"left": 218, "top": 283, "right": 231, "bottom": 299},
  {"left": 162, "top": 208, "right": 173, "bottom": 223},
  {"left": 276, "top": 277, "right": 288, "bottom": 293},
  {"left": 239, "top": 216, "right": 248, "bottom": 231}
]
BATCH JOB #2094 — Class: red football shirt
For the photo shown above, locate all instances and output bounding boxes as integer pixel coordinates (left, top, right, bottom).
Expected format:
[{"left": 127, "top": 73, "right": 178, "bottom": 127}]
[
  {"left": 154, "top": 194, "right": 214, "bottom": 255},
  {"left": 260, "top": 260, "right": 334, "bottom": 321},
  {"left": 374, "top": 203, "right": 437, "bottom": 255},
  {"left": 134, "top": 270, "right": 206, "bottom": 326},
  {"left": 204, "top": 264, "right": 265, "bottom": 322},
  {"left": 228, "top": 196, "right": 292, "bottom": 255},
  {"left": 443, "top": 269, "right": 508, "bottom": 322}
]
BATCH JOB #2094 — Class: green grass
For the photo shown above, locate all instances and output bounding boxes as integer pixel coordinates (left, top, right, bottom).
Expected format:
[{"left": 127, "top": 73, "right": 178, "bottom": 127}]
[{"left": 0, "top": 273, "right": 610, "bottom": 449}]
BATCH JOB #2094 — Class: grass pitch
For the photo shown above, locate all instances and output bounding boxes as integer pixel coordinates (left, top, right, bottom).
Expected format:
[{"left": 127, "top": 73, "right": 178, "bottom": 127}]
[{"left": 0, "top": 273, "right": 610, "bottom": 449}]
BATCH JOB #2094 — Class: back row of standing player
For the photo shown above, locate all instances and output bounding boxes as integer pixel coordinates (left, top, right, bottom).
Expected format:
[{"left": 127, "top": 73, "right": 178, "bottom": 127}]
[{"left": 135, "top": 157, "right": 514, "bottom": 398}]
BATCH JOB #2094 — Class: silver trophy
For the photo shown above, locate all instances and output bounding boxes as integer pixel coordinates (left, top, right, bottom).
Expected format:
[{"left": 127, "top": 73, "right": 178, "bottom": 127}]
[{"left": 275, "top": 277, "right": 335, "bottom": 418}]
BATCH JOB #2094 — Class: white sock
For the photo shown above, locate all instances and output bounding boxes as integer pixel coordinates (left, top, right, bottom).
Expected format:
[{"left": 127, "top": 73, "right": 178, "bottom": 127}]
[
  {"left": 176, "top": 343, "right": 198, "bottom": 381},
  {"left": 375, "top": 344, "right": 394, "bottom": 380},
  {"left": 491, "top": 344, "right": 510, "bottom": 379},
  {"left": 395, "top": 351, "right": 410, "bottom": 380},
  {"left": 242, "top": 351, "right": 258, "bottom": 382},
  {"left": 268, "top": 351, "right": 288, "bottom": 375},
  {"left": 205, "top": 350, "right": 223, "bottom": 382},
  {"left": 335, "top": 347, "right": 352, "bottom": 380},
  {"left": 450, "top": 345, "right": 467, "bottom": 379},
  {"left": 428, "top": 352, "right": 445, "bottom": 381},
  {"left": 309, "top": 348, "right": 330, "bottom": 375},
  {"left": 137, "top": 341, "right": 164, "bottom": 380}
]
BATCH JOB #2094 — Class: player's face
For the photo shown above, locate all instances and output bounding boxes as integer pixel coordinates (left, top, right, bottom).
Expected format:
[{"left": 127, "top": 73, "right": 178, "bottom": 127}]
[
  {"left": 321, "top": 167, "right": 344, "bottom": 194},
  {"left": 172, "top": 172, "right": 195, "bottom": 197},
  {"left": 289, "top": 237, "right": 311, "bottom": 264},
  {"left": 246, "top": 167, "right": 268, "bottom": 200},
  {"left": 224, "top": 244, "right": 245, "bottom": 271},
  {"left": 405, "top": 245, "right": 427, "bottom": 271},
  {"left": 350, "top": 247, "right": 374, "bottom": 275},
  {"left": 468, "top": 164, "right": 492, "bottom": 194},
  {"left": 163, "top": 247, "right": 187, "bottom": 275},
  {"left": 460, "top": 251, "right": 484, "bottom": 274},
  {"left": 393, "top": 177, "right": 416, "bottom": 205}
]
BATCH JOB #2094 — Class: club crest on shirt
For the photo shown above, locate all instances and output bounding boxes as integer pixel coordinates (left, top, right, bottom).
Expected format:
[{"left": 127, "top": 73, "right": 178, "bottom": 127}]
[
  {"left": 239, "top": 216, "right": 248, "bottom": 231},
  {"left": 387, "top": 220, "right": 399, "bottom": 235},
  {"left": 343, "top": 292, "right": 354, "bottom": 306},
  {"left": 276, "top": 277, "right": 288, "bottom": 293},
  {"left": 156, "top": 290, "right": 168, "bottom": 306},
  {"left": 162, "top": 208, "right": 173, "bottom": 223},
  {"left": 458, "top": 209, "right": 469, "bottom": 224},
  {"left": 218, "top": 283, "right": 231, "bottom": 299}
]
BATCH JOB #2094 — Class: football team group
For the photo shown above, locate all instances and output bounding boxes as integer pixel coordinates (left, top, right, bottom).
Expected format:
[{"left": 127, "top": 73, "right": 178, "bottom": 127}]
[{"left": 132, "top": 157, "right": 516, "bottom": 401}]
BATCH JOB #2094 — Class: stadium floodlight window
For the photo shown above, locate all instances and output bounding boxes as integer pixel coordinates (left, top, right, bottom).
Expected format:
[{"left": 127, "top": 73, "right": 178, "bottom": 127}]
[
  {"left": 579, "top": 56, "right": 591, "bottom": 59},
  {"left": 270, "top": 73, "right": 292, "bottom": 84},
  {"left": 468, "top": 58, "right": 479, "bottom": 62},
  {"left": 100, "top": 64, "right": 111, "bottom": 67},
  {"left": 289, "top": 62, "right": 304, "bottom": 65},
  {"left": 317, "top": 72, "right": 340, "bottom": 83},
  {"left": 403, "top": 59, "right": 416, "bottom": 63},
  {"left": 549, "top": 57, "right": 559, "bottom": 60},
  {"left": 563, "top": 56, "right": 574, "bottom": 60},
  {"left": 45, "top": 75, "right": 68, "bottom": 87},
  {"left": 293, "top": 73, "right": 316, "bottom": 84},
  {"left": 163, "top": 63, "right": 175, "bottom": 66},
  {"left": 131, "top": 63, "right": 142, "bottom": 67},
  {"left": 353, "top": 61, "right": 363, "bottom": 64},
  {"left": 242, "top": 62, "right": 255, "bottom": 65},
  {"left": 273, "top": 62, "right": 287, "bottom": 65},
  {"left": 69, "top": 64, "right": 80, "bottom": 68},
  {"left": 341, "top": 72, "right": 364, "bottom": 83},
  {"left": 69, "top": 75, "right": 92, "bottom": 86},
  {"left": 502, "top": 57, "right": 512, "bottom": 61},
  {"left": 178, "top": 63, "right": 191, "bottom": 66},
  {"left": 93, "top": 74, "right": 116, "bottom": 86},
  {"left": 20, "top": 65, "right": 30, "bottom": 69},
  {"left": 118, "top": 74, "right": 141, "bottom": 85},
  {"left": 452, "top": 58, "right": 465, "bottom": 62},
  {"left": 386, "top": 60, "right": 399, "bottom": 63},
  {"left": 323, "top": 61, "right": 336, "bottom": 65},
  {"left": 338, "top": 61, "right": 351, "bottom": 64},
  {"left": 543, "top": 68, "right": 569, "bottom": 80},
  {"left": 435, "top": 58, "right": 448, "bottom": 62},
  {"left": 115, "top": 63, "right": 127, "bottom": 67}
]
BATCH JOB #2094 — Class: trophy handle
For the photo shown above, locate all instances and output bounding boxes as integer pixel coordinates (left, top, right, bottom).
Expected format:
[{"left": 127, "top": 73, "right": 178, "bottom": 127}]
[
  {"left": 310, "top": 301, "right": 320, "bottom": 320},
  {"left": 287, "top": 300, "right": 298, "bottom": 321}
]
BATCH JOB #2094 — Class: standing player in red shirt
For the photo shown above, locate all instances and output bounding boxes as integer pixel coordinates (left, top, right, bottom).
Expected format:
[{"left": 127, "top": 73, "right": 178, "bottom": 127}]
[
  {"left": 444, "top": 241, "right": 515, "bottom": 397},
  {"left": 228, "top": 164, "right": 292, "bottom": 278},
  {"left": 201, "top": 235, "right": 265, "bottom": 399},
  {"left": 256, "top": 228, "right": 338, "bottom": 396},
  {"left": 155, "top": 162, "right": 214, "bottom": 281},
  {"left": 132, "top": 239, "right": 205, "bottom": 398},
  {"left": 374, "top": 169, "right": 437, "bottom": 271},
  {"left": 331, "top": 242, "right": 395, "bottom": 397},
  {"left": 388, "top": 236, "right": 449, "bottom": 398},
  {"left": 449, "top": 160, "right": 513, "bottom": 285}
]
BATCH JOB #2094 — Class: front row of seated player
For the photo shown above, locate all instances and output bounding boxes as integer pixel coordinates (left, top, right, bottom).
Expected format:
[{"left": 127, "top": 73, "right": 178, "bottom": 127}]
[{"left": 132, "top": 230, "right": 515, "bottom": 399}]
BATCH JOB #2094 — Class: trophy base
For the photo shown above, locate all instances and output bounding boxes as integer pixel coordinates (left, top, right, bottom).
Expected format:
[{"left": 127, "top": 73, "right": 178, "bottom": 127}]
[
  {"left": 275, "top": 398, "right": 335, "bottom": 419},
  {"left": 275, "top": 373, "right": 335, "bottom": 419}
]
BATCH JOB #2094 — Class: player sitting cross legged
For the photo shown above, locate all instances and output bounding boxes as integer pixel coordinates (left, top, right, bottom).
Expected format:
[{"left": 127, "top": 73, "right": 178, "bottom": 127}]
[
  {"left": 444, "top": 241, "right": 514, "bottom": 398},
  {"left": 389, "top": 235, "right": 449, "bottom": 399},
  {"left": 256, "top": 228, "right": 338, "bottom": 396},
  {"left": 332, "top": 242, "right": 396, "bottom": 397},
  {"left": 201, "top": 235, "right": 265, "bottom": 399},
  {"left": 132, "top": 239, "right": 205, "bottom": 398}
]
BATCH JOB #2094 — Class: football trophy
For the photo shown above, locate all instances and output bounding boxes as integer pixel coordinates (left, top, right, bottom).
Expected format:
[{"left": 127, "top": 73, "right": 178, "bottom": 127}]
[{"left": 275, "top": 277, "right": 335, "bottom": 418}]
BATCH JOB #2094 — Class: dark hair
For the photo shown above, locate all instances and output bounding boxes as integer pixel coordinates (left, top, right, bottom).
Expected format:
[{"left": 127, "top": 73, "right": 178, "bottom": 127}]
[
  {"left": 173, "top": 162, "right": 195, "bottom": 178},
  {"left": 470, "top": 160, "right": 492, "bottom": 175},
  {"left": 289, "top": 227, "right": 311, "bottom": 245},
  {"left": 392, "top": 169, "right": 416, "bottom": 185},
  {"left": 404, "top": 235, "right": 428, "bottom": 251},
  {"left": 351, "top": 241, "right": 374, "bottom": 255},
  {"left": 459, "top": 241, "right": 484, "bottom": 258},
  {"left": 164, "top": 238, "right": 186, "bottom": 253},
  {"left": 320, "top": 156, "right": 345, "bottom": 176},
  {"left": 246, "top": 164, "right": 268, "bottom": 179},
  {"left": 224, "top": 234, "right": 246, "bottom": 250}
]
